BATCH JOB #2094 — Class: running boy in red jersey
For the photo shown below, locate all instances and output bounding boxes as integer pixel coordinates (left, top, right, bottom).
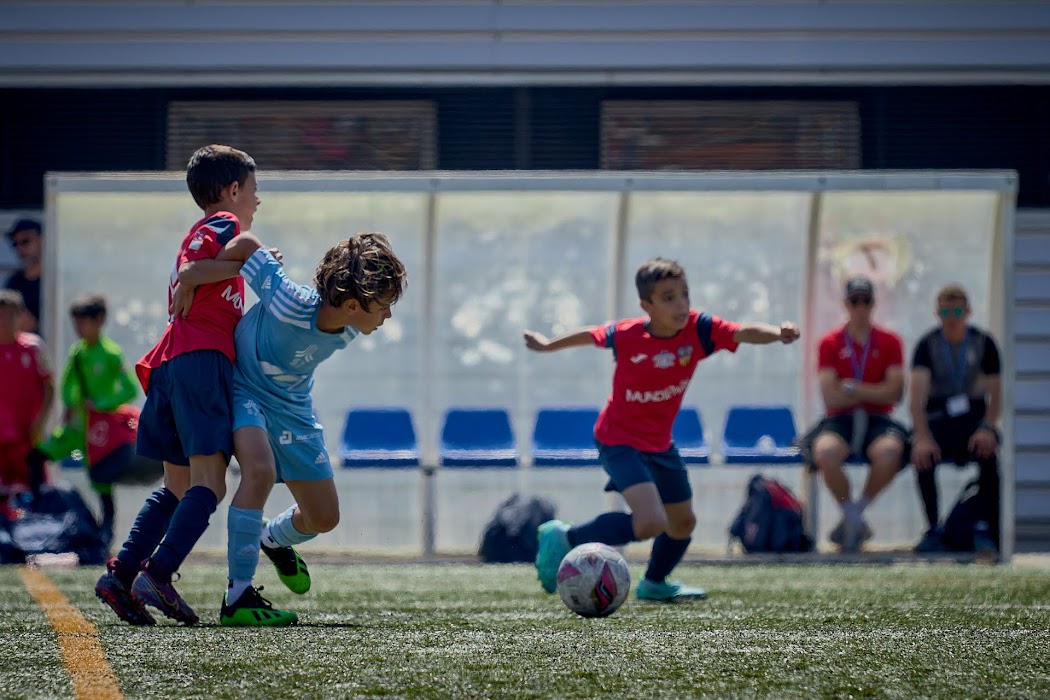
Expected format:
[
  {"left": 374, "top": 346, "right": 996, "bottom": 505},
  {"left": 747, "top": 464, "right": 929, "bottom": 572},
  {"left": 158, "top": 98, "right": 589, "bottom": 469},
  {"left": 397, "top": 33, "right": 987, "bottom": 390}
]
[
  {"left": 0, "top": 290, "right": 53, "bottom": 502},
  {"left": 525, "top": 258, "right": 799, "bottom": 601},
  {"left": 95, "top": 145, "right": 268, "bottom": 626}
]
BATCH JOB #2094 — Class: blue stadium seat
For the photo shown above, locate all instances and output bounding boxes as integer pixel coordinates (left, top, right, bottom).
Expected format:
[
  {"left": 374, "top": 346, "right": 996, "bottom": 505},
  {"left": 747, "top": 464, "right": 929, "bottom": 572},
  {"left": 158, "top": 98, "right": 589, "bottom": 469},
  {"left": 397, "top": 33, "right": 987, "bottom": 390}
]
[
  {"left": 721, "top": 405, "right": 802, "bottom": 464},
  {"left": 440, "top": 408, "right": 518, "bottom": 468},
  {"left": 532, "top": 408, "right": 601, "bottom": 467},
  {"left": 673, "top": 407, "right": 709, "bottom": 465},
  {"left": 340, "top": 408, "right": 420, "bottom": 468}
]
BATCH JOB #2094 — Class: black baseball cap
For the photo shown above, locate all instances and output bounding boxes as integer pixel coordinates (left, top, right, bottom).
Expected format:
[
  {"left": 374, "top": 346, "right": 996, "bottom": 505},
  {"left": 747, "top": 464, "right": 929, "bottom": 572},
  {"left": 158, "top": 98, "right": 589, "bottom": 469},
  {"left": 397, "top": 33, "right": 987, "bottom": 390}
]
[
  {"left": 844, "top": 276, "right": 874, "bottom": 298},
  {"left": 6, "top": 218, "right": 41, "bottom": 241}
]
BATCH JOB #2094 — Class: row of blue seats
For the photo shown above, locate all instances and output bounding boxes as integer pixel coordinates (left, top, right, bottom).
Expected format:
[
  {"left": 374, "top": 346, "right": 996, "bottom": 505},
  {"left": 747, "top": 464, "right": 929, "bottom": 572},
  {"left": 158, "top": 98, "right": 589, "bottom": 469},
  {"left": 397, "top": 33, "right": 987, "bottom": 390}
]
[{"left": 340, "top": 405, "right": 803, "bottom": 468}]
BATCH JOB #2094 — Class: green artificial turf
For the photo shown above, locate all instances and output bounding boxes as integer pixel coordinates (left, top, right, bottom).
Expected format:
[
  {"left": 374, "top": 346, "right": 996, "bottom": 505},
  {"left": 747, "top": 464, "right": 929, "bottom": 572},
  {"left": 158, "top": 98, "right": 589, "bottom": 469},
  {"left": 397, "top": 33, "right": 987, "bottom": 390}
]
[{"left": 1, "top": 563, "right": 1047, "bottom": 699}]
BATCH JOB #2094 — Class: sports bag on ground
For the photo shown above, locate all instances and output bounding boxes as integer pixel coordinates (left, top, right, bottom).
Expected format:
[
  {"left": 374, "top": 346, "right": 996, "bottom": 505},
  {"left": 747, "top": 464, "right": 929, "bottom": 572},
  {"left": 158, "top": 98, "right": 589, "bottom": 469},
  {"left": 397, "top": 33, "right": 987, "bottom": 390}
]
[
  {"left": 730, "top": 474, "right": 813, "bottom": 553},
  {"left": 478, "top": 493, "right": 557, "bottom": 563}
]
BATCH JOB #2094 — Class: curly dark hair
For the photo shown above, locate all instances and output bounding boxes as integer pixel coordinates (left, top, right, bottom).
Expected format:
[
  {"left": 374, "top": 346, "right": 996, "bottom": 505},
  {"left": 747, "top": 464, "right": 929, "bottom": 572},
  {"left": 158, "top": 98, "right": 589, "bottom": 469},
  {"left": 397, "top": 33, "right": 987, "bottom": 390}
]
[
  {"left": 635, "top": 257, "right": 685, "bottom": 302},
  {"left": 315, "top": 233, "right": 407, "bottom": 311},
  {"left": 186, "top": 144, "right": 256, "bottom": 211}
]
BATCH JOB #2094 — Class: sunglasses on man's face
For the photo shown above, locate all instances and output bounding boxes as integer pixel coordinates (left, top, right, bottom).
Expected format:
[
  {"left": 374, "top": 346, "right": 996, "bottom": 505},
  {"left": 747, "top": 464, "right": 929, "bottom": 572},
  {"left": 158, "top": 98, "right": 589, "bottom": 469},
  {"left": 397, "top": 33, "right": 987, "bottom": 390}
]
[
  {"left": 939, "top": 306, "right": 966, "bottom": 318},
  {"left": 847, "top": 295, "right": 872, "bottom": 306}
]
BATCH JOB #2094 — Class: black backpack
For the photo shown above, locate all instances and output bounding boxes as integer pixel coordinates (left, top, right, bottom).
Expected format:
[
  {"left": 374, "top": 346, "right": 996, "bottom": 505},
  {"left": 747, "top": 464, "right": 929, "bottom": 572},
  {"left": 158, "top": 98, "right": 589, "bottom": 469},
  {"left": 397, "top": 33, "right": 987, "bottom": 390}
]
[
  {"left": 0, "top": 485, "right": 108, "bottom": 565},
  {"left": 942, "top": 479, "right": 999, "bottom": 552},
  {"left": 730, "top": 474, "right": 814, "bottom": 553},
  {"left": 478, "top": 493, "right": 557, "bottom": 563}
]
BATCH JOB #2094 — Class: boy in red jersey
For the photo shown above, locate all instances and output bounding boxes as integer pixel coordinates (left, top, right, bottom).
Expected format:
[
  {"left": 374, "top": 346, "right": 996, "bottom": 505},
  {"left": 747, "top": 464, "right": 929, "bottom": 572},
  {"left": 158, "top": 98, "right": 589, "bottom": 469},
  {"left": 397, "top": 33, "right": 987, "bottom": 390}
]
[
  {"left": 801, "top": 276, "right": 909, "bottom": 553},
  {"left": 95, "top": 145, "right": 269, "bottom": 626},
  {"left": 0, "top": 290, "right": 53, "bottom": 502},
  {"left": 525, "top": 258, "right": 799, "bottom": 601}
]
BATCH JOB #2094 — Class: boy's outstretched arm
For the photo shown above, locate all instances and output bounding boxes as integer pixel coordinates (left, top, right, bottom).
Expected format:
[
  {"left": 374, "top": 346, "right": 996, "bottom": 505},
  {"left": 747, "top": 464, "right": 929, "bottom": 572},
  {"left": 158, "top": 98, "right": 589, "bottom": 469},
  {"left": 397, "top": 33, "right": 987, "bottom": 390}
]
[
  {"left": 733, "top": 322, "right": 800, "bottom": 345},
  {"left": 523, "top": 328, "right": 596, "bottom": 352}
]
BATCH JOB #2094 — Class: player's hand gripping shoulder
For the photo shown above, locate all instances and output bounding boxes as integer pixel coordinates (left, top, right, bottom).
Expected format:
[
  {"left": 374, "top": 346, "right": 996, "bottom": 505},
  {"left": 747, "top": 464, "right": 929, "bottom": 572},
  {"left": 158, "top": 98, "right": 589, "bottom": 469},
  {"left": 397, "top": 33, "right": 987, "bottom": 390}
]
[
  {"left": 523, "top": 328, "right": 596, "bottom": 352},
  {"left": 172, "top": 233, "right": 284, "bottom": 318}
]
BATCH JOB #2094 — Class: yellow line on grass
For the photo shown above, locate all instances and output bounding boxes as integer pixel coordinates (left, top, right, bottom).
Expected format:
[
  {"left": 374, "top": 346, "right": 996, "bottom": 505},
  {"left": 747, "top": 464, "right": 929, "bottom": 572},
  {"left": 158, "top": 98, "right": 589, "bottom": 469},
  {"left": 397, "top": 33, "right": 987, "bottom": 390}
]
[{"left": 19, "top": 566, "right": 124, "bottom": 700}]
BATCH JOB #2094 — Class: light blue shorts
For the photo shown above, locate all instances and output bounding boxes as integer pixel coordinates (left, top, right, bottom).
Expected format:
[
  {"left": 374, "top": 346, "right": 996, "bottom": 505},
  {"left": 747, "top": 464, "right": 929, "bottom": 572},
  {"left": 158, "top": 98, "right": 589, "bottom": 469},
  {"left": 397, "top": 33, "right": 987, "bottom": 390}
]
[{"left": 232, "top": 393, "right": 333, "bottom": 482}]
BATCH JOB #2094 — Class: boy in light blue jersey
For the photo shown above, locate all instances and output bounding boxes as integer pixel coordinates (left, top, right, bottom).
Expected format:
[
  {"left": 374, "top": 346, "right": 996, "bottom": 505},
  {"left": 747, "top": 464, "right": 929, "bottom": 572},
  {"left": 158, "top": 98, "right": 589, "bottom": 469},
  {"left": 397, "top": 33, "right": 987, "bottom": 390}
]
[{"left": 180, "top": 232, "right": 406, "bottom": 625}]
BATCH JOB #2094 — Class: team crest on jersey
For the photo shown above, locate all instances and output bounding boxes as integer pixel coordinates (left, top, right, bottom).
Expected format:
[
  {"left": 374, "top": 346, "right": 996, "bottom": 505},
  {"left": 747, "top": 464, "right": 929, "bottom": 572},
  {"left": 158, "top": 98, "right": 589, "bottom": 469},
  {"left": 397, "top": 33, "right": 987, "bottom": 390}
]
[
  {"left": 677, "top": 345, "right": 693, "bottom": 366},
  {"left": 652, "top": 350, "right": 676, "bottom": 369}
]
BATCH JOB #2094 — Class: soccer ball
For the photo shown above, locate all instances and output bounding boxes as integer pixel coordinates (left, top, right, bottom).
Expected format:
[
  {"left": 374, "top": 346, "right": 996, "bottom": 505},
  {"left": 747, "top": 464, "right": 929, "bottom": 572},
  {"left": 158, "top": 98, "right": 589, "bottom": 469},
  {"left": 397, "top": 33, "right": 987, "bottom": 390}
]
[{"left": 556, "top": 543, "right": 631, "bottom": 618}]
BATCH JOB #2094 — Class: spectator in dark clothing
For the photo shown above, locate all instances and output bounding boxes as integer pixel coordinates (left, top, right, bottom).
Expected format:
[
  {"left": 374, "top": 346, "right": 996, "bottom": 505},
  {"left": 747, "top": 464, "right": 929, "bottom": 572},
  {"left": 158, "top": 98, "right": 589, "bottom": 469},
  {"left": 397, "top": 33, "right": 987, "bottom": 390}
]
[
  {"left": 910, "top": 284, "right": 1001, "bottom": 561},
  {"left": 4, "top": 218, "right": 43, "bottom": 334}
]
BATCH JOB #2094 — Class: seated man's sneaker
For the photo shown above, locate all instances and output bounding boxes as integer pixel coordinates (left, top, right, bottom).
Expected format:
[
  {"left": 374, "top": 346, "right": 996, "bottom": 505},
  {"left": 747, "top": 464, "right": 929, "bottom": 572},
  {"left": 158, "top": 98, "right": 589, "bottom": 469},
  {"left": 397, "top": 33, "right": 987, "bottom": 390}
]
[
  {"left": 914, "top": 527, "right": 944, "bottom": 553},
  {"left": 220, "top": 585, "right": 298, "bottom": 627},
  {"left": 535, "top": 520, "right": 571, "bottom": 594},
  {"left": 973, "top": 523, "right": 999, "bottom": 564},
  {"left": 636, "top": 578, "right": 707, "bottom": 602}
]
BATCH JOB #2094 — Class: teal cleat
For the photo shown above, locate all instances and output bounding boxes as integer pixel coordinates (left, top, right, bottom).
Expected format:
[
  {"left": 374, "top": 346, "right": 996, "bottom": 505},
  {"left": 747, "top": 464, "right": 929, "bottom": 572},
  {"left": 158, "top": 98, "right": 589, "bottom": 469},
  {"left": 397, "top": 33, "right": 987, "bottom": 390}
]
[
  {"left": 635, "top": 578, "right": 708, "bottom": 602},
  {"left": 535, "top": 519, "right": 571, "bottom": 594}
]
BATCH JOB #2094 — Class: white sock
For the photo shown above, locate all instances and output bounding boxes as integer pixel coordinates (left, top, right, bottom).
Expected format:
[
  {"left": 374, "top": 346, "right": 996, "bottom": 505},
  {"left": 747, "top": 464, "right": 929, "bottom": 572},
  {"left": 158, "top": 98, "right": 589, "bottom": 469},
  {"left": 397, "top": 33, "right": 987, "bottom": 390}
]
[
  {"left": 227, "top": 579, "right": 252, "bottom": 605},
  {"left": 261, "top": 522, "right": 280, "bottom": 549}
]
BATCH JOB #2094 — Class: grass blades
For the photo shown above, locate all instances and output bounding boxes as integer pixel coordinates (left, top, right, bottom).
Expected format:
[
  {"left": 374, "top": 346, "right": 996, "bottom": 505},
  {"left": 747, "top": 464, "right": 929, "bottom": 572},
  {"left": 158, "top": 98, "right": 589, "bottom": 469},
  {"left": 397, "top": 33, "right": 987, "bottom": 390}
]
[{"left": 1, "top": 563, "right": 1048, "bottom": 699}]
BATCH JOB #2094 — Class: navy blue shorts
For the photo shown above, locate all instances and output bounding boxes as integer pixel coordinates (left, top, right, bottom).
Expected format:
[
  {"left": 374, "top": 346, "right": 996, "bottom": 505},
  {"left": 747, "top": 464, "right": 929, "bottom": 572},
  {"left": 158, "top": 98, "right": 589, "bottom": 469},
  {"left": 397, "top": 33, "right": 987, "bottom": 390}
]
[
  {"left": 136, "top": 350, "right": 234, "bottom": 466},
  {"left": 596, "top": 441, "right": 693, "bottom": 505}
]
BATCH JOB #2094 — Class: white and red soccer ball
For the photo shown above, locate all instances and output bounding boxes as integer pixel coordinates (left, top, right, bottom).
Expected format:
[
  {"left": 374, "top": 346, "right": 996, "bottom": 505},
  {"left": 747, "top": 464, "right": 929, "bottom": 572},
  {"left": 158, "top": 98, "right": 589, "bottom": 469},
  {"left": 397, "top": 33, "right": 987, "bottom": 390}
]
[{"left": 556, "top": 543, "right": 631, "bottom": 618}]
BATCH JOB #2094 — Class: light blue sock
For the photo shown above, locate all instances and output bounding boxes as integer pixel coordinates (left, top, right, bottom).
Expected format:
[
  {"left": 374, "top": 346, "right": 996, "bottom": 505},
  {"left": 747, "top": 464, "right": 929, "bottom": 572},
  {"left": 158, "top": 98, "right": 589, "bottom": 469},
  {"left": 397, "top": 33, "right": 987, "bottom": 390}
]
[
  {"left": 227, "top": 506, "right": 264, "bottom": 584},
  {"left": 264, "top": 504, "right": 316, "bottom": 547}
]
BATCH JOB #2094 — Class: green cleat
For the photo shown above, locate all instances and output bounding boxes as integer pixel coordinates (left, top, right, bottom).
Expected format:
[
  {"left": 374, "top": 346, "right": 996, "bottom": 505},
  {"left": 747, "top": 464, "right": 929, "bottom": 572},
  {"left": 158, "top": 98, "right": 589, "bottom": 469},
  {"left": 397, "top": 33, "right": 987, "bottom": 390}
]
[
  {"left": 220, "top": 586, "right": 298, "bottom": 627},
  {"left": 535, "top": 519, "right": 571, "bottom": 594},
  {"left": 635, "top": 578, "right": 708, "bottom": 602},
  {"left": 261, "top": 518, "right": 311, "bottom": 595}
]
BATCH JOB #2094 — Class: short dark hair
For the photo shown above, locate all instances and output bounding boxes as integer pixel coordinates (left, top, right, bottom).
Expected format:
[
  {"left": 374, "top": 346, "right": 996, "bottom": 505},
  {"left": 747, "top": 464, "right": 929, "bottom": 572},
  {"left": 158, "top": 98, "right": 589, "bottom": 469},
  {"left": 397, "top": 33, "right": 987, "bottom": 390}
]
[
  {"left": 315, "top": 233, "right": 407, "bottom": 312},
  {"left": 0, "top": 289, "right": 26, "bottom": 310},
  {"left": 186, "top": 145, "right": 256, "bottom": 211},
  {"left": 70, "top": 293, "right": 107, "bottom": 318},
  {"left": 6, "top": 217, "right": 41, "bottom": 241},
  {"left": 936, "top": 283, "right": 969, "bottom": 305},
  {"left": 635, "top": 258, "right": 685, "bottom": 302}
]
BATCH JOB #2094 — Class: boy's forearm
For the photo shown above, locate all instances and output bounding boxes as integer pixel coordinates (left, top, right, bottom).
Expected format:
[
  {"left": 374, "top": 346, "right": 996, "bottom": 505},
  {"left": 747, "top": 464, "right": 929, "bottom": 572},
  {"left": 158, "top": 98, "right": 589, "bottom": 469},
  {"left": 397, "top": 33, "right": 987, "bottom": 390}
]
[
  {"left": 178, "top": 259, "right": 244, "bottom": 286},
  {"left": 735, "top": 323, "right": 780, "bottom": 344}
]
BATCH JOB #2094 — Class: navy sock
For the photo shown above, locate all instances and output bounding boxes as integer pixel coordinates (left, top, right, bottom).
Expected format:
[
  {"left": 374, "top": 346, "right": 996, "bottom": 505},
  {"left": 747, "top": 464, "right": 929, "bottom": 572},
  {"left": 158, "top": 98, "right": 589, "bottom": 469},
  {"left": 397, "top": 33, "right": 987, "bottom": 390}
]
[
  {"left": 567, "top": 512, "right": 637, "bottom": 547},
  {"left": 114, "top": 487, "right": 179, "bottom": 585},
  {"left": 149, "top": 485, "right": 218, "bottom": 582},
  {"left": 644, "top": 534, "right": 692, "bottom": 583}
]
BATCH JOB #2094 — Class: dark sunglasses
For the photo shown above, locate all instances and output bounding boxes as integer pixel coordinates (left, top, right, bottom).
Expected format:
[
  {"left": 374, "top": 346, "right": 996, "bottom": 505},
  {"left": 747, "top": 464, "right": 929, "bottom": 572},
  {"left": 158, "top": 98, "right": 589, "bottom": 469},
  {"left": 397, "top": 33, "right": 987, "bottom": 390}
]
[
  {"left": 938, "top": 306, "right": 966, "bottom": 318},
  {"left": 847, "top": 295, "right": 872, "bottom": 306}
]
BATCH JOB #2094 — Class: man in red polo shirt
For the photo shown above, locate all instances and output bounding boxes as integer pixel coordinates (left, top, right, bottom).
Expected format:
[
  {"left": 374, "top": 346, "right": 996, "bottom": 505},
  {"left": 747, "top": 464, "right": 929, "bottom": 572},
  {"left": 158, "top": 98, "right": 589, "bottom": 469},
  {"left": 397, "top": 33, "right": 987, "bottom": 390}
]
[{"left": 804, "top": 276, "right": 909, "bottom": 552}]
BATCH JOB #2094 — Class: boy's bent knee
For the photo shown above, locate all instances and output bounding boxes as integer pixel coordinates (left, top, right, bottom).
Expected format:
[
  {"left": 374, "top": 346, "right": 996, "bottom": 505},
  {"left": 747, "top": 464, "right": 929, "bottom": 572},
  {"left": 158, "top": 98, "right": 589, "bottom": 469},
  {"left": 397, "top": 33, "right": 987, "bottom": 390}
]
[
  {"left": 632, "top": 514, "right": 668, "bottom": 540},
  {"left": 303, "top": 510, "right": 339, "bottom": 534},
  {"left": 666, "top": 513, "right": 696, "bottom": 539}
]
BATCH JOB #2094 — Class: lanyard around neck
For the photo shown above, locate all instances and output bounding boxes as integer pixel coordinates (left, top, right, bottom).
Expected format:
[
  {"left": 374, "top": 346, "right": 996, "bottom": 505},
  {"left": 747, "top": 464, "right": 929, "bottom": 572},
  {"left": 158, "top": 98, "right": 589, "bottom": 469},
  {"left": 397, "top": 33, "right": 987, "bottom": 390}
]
[
  {"left": 939, "top": 328, "right": 971, "bottom": 394},
  {"left": 843, "top": 329, "right": 872, "bottom": 381}
]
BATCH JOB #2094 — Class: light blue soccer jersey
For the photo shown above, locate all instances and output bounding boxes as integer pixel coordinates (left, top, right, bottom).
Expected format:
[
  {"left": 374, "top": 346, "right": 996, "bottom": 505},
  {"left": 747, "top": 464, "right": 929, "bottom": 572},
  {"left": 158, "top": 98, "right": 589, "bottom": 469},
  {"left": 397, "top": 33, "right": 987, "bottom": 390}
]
[
  {"left": 232, "top": 248, "right": 358, "bottom": 481},
  {"left": 234, "top": 248, "right": 358, "bottom": 413}
]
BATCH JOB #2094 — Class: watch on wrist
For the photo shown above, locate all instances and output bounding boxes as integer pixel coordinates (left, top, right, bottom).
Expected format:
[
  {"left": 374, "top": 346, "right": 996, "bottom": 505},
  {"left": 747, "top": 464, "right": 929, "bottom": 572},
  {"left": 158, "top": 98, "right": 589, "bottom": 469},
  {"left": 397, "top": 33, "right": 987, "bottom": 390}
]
[
  {"left": 978, "top": 421, "right": 997, "bottom": 433},
  {"left": 842, "top": 380, "right": 856, "bottom": 395}
]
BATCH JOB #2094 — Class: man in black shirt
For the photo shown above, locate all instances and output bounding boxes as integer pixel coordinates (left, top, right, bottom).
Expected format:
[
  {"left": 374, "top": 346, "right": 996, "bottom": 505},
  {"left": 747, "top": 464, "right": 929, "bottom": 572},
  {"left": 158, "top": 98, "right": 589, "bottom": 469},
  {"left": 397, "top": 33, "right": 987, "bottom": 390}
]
[
  {"left": 3, "top": 218, "right": 42, "bottom": 334},
  {"left": 909, "top": 284, "right": 1001, "bottom": 560}
]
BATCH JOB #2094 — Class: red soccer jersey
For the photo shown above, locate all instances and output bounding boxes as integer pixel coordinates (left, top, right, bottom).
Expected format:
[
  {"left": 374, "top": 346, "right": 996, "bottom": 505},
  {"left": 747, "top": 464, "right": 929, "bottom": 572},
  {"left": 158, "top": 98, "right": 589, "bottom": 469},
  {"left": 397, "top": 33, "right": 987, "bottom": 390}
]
[
  {"left": 135, "top": 212, "right": 245, "bottom": 391},
  {"left": 817, "top": 324, "right": 904, "bottom": 416},
  {"left": 0, "top": 332, "right": 51, "bottom": 443},
  {"left": 590, "top": 310, "right": 741, "bottom": 452}
]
